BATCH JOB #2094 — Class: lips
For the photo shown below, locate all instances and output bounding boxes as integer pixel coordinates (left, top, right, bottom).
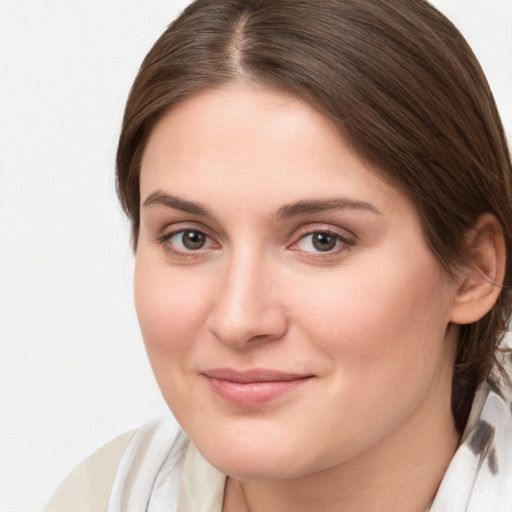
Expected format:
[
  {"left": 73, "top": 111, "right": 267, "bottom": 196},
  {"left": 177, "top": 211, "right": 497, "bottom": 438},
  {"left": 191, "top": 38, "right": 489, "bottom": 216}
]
[{"left": 201, "top": 368, "right": 314, "bottom": 406}]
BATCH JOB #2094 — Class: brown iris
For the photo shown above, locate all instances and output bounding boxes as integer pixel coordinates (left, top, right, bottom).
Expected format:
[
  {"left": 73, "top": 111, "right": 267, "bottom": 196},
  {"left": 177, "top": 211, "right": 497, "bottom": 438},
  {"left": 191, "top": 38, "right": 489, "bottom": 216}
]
[
  {"left": 312, "top": 232, "right": 337, "bottom": 252},
  {"left": 181, "top": 230, "right": 207, "bottom": 250}
]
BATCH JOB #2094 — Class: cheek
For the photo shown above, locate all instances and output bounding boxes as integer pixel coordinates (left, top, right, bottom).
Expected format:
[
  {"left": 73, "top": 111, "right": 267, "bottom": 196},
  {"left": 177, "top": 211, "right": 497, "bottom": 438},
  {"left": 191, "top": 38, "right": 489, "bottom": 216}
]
[
  {"left": 286, "top": 256, "right": 456, "bottom": 447},
  {"left": 133, "top": 257, "right": 209, "bottom": 364},
  {"left": 293, "top": 253, "right": 453, "bottom": 373}
]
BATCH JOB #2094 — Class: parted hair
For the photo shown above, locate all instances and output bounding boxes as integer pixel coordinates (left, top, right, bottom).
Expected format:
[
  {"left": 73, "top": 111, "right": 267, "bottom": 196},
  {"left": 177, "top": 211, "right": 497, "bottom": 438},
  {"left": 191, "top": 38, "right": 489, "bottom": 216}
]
[{"left": 116, "top": 0, "right": 512, "bottom": 431}]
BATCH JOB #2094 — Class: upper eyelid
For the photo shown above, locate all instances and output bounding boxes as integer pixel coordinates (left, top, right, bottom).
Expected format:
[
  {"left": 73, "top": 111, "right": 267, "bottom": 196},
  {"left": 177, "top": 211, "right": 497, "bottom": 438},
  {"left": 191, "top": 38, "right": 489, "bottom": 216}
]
[
  {"left": 292, "top": 223, "right": 356, "bottom": 240},
  {"left": 291, "top": 231, "right": 354, "bottom": 248},
  {"left": 161, "top": 227, "right": 213, "bottom": 241},
  {"left": 157, "top": 222, "right": 216, "bottom": 239}
]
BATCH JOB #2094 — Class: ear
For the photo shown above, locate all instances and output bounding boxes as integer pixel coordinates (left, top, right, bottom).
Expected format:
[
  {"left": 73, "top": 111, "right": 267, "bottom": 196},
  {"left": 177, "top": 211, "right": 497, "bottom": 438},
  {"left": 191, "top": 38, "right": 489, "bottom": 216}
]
[{"left": 450, "top": 213, "right": 506, "bottom": 325}]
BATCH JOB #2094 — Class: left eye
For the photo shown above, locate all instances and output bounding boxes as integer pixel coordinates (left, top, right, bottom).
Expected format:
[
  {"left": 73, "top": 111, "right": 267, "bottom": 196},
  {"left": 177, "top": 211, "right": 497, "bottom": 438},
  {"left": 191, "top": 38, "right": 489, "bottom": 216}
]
[{"left": 294, "top": 231, "right": 349, "bottom": 253}]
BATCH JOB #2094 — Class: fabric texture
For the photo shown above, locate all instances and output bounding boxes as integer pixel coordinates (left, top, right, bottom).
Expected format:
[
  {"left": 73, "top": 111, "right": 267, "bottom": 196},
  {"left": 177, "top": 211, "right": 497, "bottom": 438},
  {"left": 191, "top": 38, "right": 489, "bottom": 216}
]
[
  {"left": 46, "top": 378, "right": 512, "bottom": 512},
  {"left": 428, "top": 379, "right": 512, "bottom": 511},
  {"left": 45, "top": 430, "right": 136, "bottom": 512}
]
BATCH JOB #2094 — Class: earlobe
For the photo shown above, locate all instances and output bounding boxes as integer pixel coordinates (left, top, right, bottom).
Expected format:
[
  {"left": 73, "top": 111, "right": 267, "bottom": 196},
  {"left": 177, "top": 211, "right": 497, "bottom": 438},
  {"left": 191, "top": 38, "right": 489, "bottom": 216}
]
[{"left": 450, "top": 213, "right": 506, "bottom": 325}]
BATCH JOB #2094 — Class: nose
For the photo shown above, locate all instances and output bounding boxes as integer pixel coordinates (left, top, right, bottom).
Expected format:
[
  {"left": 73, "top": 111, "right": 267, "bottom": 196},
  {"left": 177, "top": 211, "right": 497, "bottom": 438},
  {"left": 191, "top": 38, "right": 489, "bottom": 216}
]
[{"left": 206, "top": 250, "right": 288, "bottom": 349}]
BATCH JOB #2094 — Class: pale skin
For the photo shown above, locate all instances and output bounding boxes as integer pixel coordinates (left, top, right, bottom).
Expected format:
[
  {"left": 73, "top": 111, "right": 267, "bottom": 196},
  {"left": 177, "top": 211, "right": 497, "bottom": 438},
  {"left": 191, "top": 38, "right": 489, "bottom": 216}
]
[{"left": 134, "top": 84, "right": 504, "bottom": 512}]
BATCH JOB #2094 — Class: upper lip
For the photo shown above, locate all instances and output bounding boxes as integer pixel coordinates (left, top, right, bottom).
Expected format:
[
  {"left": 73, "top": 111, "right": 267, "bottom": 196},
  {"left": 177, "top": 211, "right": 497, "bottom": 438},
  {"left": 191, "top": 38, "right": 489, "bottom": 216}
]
[{"left": 202, "top": 368, "right": 314, "bottom": 383}]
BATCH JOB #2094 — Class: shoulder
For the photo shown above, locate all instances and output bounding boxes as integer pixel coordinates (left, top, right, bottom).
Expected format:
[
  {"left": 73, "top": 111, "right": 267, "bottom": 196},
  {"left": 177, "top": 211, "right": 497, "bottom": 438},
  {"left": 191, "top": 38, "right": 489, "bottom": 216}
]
[
  {"left": 45, "top": 419, "right": 187, "bottom": 512},
  {"left": 429, "top": 378, "right": 512, "bottom": 511},
  {"left": 45, "top": 430, "right": 136, "bottom": 512}
]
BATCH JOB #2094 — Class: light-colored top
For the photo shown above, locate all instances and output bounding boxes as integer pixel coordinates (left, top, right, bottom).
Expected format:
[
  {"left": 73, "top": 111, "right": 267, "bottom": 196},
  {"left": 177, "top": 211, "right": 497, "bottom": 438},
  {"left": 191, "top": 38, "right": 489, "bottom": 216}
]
[
  {"left": 46, "top": 379, "right": 512, "bottom": 512},
  {"left": 46, "top": 420, "right": 226, "bottom": 512}
]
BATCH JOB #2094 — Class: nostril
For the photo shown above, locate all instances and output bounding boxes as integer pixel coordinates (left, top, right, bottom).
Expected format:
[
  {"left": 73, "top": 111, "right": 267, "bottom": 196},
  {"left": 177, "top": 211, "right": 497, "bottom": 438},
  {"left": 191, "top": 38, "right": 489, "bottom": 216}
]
[
  {"left": 206, "top": 302, "right": 288, "bottom": 349},
  {"left": 205, "top": 258, "right": 288, "bottom": 348}
]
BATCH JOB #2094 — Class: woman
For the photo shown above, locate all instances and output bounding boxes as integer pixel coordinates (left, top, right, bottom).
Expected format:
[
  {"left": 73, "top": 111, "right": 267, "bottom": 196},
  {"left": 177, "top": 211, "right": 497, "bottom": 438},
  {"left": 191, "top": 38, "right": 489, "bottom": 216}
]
[{"left": 47, "top": 0, "right": 512, "bottom": 510}]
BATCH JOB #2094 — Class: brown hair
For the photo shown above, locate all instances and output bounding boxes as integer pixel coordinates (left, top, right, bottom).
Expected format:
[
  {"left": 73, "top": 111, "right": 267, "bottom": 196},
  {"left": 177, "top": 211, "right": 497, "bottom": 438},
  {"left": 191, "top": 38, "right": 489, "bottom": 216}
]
[{"left": 116, "top": 0, "right": 512, "bottom": 431}]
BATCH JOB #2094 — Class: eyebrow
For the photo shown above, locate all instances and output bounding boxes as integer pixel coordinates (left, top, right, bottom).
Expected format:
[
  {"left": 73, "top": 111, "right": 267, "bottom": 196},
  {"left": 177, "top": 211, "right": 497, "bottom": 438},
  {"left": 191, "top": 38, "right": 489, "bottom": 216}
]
[
  {"left": 275, "top": 198, "right": 382, "bottom": 221},
  {"left": 143, "top": 190, "right": 381, "bottom": 221},
  {"left": 143, "top": 190, "right": 213, "bottom": 218}
]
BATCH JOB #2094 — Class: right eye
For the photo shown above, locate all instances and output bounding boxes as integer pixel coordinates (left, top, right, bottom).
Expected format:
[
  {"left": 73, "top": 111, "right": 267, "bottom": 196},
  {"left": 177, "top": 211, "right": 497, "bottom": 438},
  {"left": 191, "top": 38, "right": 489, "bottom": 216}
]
[{"left": 158, "top": 229, "right": 218, "bottom": 257}]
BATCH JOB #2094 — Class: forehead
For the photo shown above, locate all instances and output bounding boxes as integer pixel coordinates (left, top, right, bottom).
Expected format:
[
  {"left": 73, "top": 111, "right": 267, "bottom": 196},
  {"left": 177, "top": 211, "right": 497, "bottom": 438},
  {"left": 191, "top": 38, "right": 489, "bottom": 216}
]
[{"left": 139, "top": 84, "right": 413, "bottom": 221}]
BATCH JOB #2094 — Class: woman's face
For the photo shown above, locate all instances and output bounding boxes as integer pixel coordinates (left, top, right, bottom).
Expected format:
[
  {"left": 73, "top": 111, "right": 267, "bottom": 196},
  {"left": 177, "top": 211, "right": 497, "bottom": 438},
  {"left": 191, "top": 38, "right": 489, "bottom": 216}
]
[{"left": 135, "top": 84, "right": 459, "bottom": 479}]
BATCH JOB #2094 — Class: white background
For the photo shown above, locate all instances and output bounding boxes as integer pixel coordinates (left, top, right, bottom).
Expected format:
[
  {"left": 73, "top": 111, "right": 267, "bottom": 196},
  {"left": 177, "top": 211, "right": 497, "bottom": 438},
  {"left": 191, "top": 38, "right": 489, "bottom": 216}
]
[{"left": 1, "top": 1, "right": 511, "bottom": 511}]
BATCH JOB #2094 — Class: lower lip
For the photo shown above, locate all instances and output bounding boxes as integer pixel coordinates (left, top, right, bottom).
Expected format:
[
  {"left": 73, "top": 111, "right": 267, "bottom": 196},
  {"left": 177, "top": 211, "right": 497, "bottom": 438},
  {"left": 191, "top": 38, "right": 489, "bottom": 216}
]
[{"left": 205, "top": 376, "right": 312, "bottom": 407}]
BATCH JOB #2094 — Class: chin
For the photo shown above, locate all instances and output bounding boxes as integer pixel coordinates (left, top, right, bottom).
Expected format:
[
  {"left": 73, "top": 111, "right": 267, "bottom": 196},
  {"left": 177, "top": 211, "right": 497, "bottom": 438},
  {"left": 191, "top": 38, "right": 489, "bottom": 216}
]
[
  {"left": 211, "top": 455, "right": 305, "bottom": 481},
  {"left": 193, "top": 433, "right": 317, "bottom": 481}
]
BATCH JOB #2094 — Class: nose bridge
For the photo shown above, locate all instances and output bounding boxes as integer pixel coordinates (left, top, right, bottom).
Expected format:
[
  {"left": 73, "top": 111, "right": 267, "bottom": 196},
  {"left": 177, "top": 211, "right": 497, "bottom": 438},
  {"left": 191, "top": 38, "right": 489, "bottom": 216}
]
[{"left": 207, "top": 243, "right": 287, "bottom": 348}]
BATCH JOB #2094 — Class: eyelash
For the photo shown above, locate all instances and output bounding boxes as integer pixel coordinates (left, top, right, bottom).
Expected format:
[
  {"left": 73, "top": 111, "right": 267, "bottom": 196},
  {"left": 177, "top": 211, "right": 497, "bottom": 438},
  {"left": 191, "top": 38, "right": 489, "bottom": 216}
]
[
  {"left": 288, "top": 227, "right": 355, "bottom": 257},
  {"left": 155, "top": 226, "right": 356, "bottom": 259},
  {"left": 156, "top": 227, "right": 218, "bottom": 259}
]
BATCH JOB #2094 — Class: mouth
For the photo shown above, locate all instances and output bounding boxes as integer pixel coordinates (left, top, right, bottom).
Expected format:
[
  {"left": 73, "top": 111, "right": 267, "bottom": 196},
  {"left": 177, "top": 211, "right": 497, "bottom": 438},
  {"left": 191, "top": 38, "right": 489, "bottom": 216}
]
[{"left": 201, "top": 368, "right": 314, "bottom": 406}]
